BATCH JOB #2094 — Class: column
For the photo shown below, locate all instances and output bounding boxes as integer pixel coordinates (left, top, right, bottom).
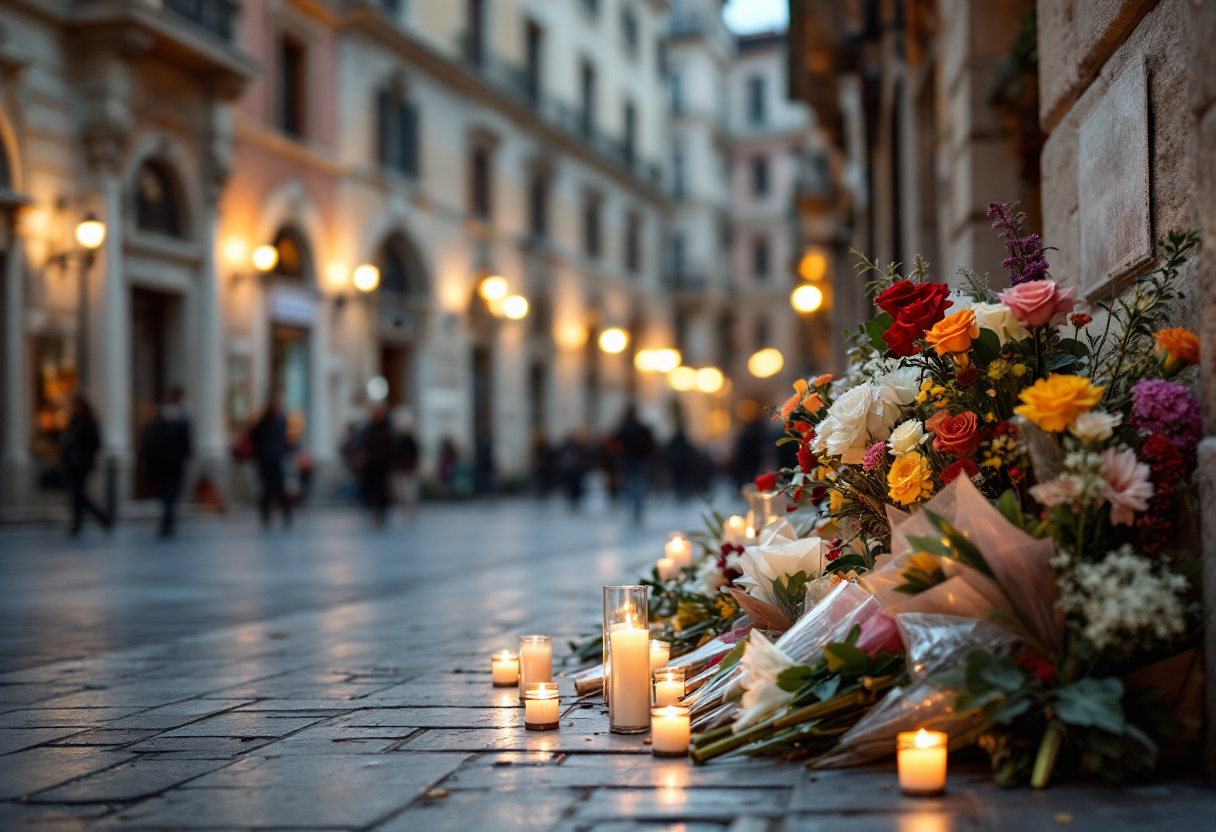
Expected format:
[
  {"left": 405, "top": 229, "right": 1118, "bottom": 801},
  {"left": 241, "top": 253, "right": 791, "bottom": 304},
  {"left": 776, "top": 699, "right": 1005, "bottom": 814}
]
[{"left": 1, "top": 214, "right": 28, "bottom": 507}]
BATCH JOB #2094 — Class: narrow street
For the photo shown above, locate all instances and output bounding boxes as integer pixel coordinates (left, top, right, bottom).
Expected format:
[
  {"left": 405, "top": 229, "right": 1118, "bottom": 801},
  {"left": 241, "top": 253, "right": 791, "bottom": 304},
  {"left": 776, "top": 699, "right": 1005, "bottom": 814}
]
[{"left": 1, "top": 501, "right": 1214, "bottom": 831}]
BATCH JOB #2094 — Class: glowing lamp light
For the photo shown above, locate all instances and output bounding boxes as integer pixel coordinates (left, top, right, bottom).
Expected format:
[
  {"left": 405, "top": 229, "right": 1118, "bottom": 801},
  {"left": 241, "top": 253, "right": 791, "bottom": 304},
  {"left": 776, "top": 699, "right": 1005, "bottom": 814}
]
[
  {"left": 748, "top": 348, "right": 784, "bottom": 378},
  {"left": 695, "top": 367, "right": 725, "bottom": 394},
  {"left": 75, "top": 215, "right": 106, "bottom": 250},
  {"left": 599, "top": 327, "right": 629, "bottom": 354},
  {"left": 653, "top": 348, "right": 682, "bottom": 373},
  {"left": 252, "top": 244, "right": 279, "bottom": 273},
  {"left": 325, "top": 262, "right": 350, "bottom": 292},
  {"left": 503, "top": 295, "right": 530, "bottom": 320},
  {"left": 366, "top": 375, "right": 389, "bottom": 402},
  {"left": 223, "top": 238, "right": 248, "bottom": 268},
  {"left": 478, "top": 275, "right": 509, "bottom": 301},
  {"left": 634, "top": 350, "right": 658, "bottom": 372},
  {"left": 667, "top": 366, "right": 697, "bottom": 391},
  {"left": 353, "top": 263, "right": 380, "bottom": 292},
  {"left": 798, "top": 248, "right": 827, "bottom": 282},
  {"left": 791, "top": 284, "right": 824, "bottom": 313}
]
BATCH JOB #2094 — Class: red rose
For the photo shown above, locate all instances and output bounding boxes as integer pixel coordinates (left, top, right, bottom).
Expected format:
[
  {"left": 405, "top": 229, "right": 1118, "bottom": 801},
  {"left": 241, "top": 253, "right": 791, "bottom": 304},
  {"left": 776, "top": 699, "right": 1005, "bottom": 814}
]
[
  {"left": 754, "top": 472, "right": 777, "bottom": 492},
  {"left": 875, "top": 280, "right": 952, "bottom": 356},
  {"left": 1016, "top": 649, "right": 1055, "bottom": 683},
  {"left": 874, "top": 280, "right": 919, "bottom": 318},
  {"left": 924, "top": 410, "right": 951, "bottom": 434},
  {"left": 939, "top": 458, "right": 979, "bottom": 485},
  {"left": 932, "top": 412, "right": 981, "bottom": 458},
  {"left": 855, "top": 611, "right": 903, "bottom": 657},
  {"left": 955, "top": 367, "right": 978, "bottom": 388},
  {"left": 796, "top": 447, "right": 815, "bottom": 472},
  {"left": 881, "top": 316, "right": 925, "bottom": 357}
]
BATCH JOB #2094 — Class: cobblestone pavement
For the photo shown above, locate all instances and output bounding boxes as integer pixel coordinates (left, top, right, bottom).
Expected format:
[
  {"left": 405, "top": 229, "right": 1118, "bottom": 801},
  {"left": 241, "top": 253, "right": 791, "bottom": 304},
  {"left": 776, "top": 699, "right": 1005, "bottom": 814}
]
[{"left": 2, "top": 498, "right": 1215, "bottom": 832}]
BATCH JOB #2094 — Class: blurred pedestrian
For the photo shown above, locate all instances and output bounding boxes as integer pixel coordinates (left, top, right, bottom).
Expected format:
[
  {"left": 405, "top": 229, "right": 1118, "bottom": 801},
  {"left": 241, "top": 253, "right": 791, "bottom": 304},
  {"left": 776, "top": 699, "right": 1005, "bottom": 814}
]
[
  {"left": 558, "top": 429, "right": 590, "bottom": 510},
  {"left": 531, "top": 429, "right": 557, "bottom": 497},
  {"left": 60, "top": 393, "right": 111, "bottom": 536},
  {"left": 140, "top": 387, "right": 192, "bottom": 538},
  {"left": 732, "top": 414, "right": 768, "bottom": 488},
  {"left": 438, "top": 437, "right": 460, "bottom": 498},
  {"left": 360, "top": 403, "right": 393, "bottom": 527},
  {"left": 666, "top": 422, "right": 694, "bottom": 501},
  {"left": 251, "top": 397, "right": 291, "bottom": 527},
  {"left": 391, "top": 406, "right": 420, "bottom": 521},
  {"left": 614, "top": 404, "right": 656, "bottom": 524},
  {"left": 474, "top": 430, "right": 495, "bottom": 496}
]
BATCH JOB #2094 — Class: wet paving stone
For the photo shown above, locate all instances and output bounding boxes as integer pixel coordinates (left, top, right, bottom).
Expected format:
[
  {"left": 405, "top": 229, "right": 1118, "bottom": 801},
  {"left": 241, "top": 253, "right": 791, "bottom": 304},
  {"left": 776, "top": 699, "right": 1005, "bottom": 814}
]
[
  {"left": 28, "top": 759, "right": 229, "bottom": 804},
  {"left": 0, "top": 747, "right": 133, "bottom": 800}
]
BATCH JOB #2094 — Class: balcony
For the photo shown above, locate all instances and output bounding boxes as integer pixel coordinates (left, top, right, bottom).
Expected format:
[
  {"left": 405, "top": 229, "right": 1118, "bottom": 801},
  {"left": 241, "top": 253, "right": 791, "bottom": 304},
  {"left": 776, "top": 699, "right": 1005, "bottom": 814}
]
[
  {"left": 455, "top": 32, "right": 663, "bottom": 191},
  {"left": 162, "top": 0, "right": 240, "bottom": 43}
]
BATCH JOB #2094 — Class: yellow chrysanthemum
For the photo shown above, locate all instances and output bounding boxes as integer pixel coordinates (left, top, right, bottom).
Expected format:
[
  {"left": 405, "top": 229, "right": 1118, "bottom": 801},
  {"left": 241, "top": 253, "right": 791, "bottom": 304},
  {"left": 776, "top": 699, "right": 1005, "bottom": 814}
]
[
  {"left": 887, "top": 451, "right": 934, "bottom": 506},
  {"left": 1014, "top": 374, "right": 1104, "bottom": 432}
]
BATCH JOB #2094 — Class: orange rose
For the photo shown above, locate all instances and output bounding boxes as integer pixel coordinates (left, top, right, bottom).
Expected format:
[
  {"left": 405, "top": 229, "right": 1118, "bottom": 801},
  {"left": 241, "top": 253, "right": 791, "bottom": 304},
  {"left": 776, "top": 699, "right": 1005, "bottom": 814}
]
[
  {"left": 924, "top": 410, "right": 951, "bottom": 435},
  {"left": 924, "top": 309, "right": 979, "bottom": 356},
  {"left": 931, "top": 412, "right": 981, "bottom": 457},
  {"left": 1153, "top": 327, "right": 1199, "bottom": 377}
]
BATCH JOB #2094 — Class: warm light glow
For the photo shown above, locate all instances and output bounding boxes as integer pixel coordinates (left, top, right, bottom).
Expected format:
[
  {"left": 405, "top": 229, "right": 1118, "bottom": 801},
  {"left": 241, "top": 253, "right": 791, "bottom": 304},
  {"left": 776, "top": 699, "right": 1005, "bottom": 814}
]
[
  {"left": 557, "top": 322, "right": 590, "bottom": 348},
  {"left": 503, "top": 295, "right": 530, "bottom": 320},
  {"left": 708, "top": 408, "right": 731, "bottom": 435},
  {"left": 653, "top": 348, "right": 682, "bottom": 373},
  {"left": 353, "top": 264, "right": 380, "bottom": 292},
  {"left": 223, "top": 238, "right": 248, "bottom": 268},
  {"left": 252, "top": 244, "right": 279, "bottom": 272},
  {"left": 747, "top": 348, "right": 785, "bottom": 378},
  {"left": 798, "top": 248, "right": 828, "bottom": 282},
  {"left": 914, "top": 728, "right": 933, "bottom": 749},
  {"left": 478, "top": 275, "right": 508, "bottom": 301},
  {"left": 634, "top": 350, "right": 658, "bottom": 372},
  {"left": 599, "top": 327, "right": 629, "bottom": 354},
  {"left": 75, "top": 217, "right": 106, "bottom": 250},
  {"left": 695, "top": 366, "right": 724, "bottom": 393},
  {"left": 667, "top": 366, "right": 697, "bottom": 391},
  {"left": 325, "top": 262, "right": 350, "bottom": 292},
  {"left": 791, "top": 284, "right": 824, "bottom": 313}
]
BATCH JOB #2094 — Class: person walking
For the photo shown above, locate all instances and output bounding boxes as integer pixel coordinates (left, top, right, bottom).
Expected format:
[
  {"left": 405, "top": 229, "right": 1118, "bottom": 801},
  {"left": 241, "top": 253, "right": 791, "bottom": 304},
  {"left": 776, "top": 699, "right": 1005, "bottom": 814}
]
[
  {"left": 60, "top": 394, "right": 112, "bottom": 536},
  {"left": 558, "top": 429, "right": 590, "bottom": 511},
  {"left": 614, "top": 404, "right": 656, "bottom": 525},
  {"left": 251, "top": 397, "right": 291, "bottom": 528},
  {"left": 360, "top": 403, "right": 394, "bottom": 527},
  {"left": 140, "top": 388, "right": 192, "bottom": 538},
  {"left": 391, "top": 406, "right": 420, "bottom": 522}
]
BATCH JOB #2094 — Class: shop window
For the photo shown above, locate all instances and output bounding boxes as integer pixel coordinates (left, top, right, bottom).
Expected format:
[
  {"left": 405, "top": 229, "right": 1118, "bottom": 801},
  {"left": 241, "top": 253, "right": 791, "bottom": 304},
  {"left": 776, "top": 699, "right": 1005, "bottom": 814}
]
[
  {"left": 134, "top": 161, "right": 183, "bottom": 238},
  {"left": 31, "top": 333, "right": 77, "bottom": 460}
]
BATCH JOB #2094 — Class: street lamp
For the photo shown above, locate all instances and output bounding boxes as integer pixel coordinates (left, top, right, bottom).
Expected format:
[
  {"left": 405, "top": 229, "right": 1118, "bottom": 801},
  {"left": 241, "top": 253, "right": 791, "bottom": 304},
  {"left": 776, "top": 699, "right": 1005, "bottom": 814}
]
[
  {"left": 75, "top": 214, "right": 106, "bottom": 250},
  {"left": 599, "top": 327, "right": 628, "bottom": 354},
  {"left": 353, "top": 263, "right": 380, "bottom": 293},
  {"left": 251, "top": 244, "right": 279, "bottom": 273},
  {"left": 747, "top": 348, "right": 784, "bottom": 378},
  {"left": 791, "top": 284, "right": 824, "bottom": 313},
  {"left": 478, "top": 274, "right": 509, "bottom": 301},
  {"left": 502, "top": 295, "right": 529, "bottom": 320},
  {"left": 667, "top": 366, "right": 697, "bottom": 391},
  {"left": 695, "top": 366, "right": 724, "bottom": 394}
]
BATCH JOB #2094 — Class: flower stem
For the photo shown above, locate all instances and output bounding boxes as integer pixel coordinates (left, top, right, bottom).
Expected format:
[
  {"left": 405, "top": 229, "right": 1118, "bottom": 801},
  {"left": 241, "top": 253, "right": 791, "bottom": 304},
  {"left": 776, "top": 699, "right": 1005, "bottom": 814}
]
[{"left": 1031, "top": 721, "right": 1065, "bottom": 789}]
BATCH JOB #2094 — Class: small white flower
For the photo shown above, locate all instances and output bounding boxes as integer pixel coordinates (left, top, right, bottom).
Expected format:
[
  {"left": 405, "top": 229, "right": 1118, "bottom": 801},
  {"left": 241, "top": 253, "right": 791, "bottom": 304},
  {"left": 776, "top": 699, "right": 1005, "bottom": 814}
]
[
  {"left": 875, "top": 365, "right": 923, "bottom": 407},
  {"left": 971, "top": 301, "right": 1030, "bottom": 345},
  {"left": 733, "top": 630, "right": 797, "bottom": 732},
  {"left": 1070, "top": 411, "right": 1122, "bottom": 443},
  {"left": 888, "top": 419, "right": 928, "bottom": 456}
]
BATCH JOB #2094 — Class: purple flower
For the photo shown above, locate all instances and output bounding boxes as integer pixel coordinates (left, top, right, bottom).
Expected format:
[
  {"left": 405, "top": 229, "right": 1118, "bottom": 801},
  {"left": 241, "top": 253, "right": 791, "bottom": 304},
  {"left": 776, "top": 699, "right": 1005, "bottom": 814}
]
[
  {"left": 1130, "top": 379, "right": 1203, "bottom": 453},
  {"left": 862, "top": 441, "right": 887, "bottom": 471},
  {"left": 986, "top": 201, "right": 1051, "bottom": 286}
]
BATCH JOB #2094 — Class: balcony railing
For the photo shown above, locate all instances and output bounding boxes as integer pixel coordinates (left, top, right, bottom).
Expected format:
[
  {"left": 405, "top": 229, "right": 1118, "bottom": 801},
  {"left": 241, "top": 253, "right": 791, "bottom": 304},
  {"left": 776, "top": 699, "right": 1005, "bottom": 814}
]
[
  {"left": 163, "top": 0, "right": 240, "bottom": 42},
  {"left": 455, "top": 32, "right": 663, "bottom": 190}
]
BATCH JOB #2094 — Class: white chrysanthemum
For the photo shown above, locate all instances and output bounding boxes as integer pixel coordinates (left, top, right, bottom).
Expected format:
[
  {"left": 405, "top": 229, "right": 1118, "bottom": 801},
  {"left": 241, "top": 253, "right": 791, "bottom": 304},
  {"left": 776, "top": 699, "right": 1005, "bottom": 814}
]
[
  {"left": 733, "top": 630, "right": 797, "bottom": 732},
  {"left": 875, "top": 365, "right": 923, "bottom": 407},
  {"left": 1057, "top": 545, "right": 1189, "bottom": 654}
]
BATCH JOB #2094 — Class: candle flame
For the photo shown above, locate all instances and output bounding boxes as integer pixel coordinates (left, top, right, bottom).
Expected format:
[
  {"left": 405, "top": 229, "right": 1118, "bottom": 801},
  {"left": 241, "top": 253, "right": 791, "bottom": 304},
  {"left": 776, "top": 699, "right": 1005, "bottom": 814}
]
[
  {"left": 914, "top": 728, "right": 933, "bottom": 749},
  {"left": 658, "top": 706, "right": 683, "bottom": 718}
]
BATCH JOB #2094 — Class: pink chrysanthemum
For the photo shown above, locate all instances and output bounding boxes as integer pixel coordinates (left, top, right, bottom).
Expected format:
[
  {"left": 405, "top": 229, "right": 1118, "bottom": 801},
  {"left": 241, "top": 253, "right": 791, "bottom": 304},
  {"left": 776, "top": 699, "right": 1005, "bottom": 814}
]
[
  {"left": 1099, "top": 446, "right": 1155, "bottom": 527},
  {"left": 862, "top": 441, "right": 887, "bottom": 471}
]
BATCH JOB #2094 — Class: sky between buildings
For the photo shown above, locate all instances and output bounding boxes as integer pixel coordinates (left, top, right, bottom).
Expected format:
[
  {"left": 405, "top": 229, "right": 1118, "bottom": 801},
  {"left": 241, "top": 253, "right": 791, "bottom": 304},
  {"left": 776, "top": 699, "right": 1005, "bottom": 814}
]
[{"left": 723, "top": 0, "right": 789, "bottom": 34}]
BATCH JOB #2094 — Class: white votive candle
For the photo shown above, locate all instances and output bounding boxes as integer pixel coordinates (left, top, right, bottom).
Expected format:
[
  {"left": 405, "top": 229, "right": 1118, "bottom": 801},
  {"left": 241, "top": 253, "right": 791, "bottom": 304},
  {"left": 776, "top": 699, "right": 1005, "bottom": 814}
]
[
  {"left": 651, "top": 705, "right": 690, "bottom": 757},
  {"left": 897, "top": 729, "right": 948, "bottom": 795},
  {"left": 653, "top": 668, "right": 684, "bottom": 707},
  {"left": 723, "top": 515, "right": 747, "bottom": 545},
  {"left": 649, "top": 639, "right": 670, "bottom": 672},
  {"left": 523, "top": 682, "right": 560, "bottom": 730},
  {"left": 491, "top": 650, "right": 519, "bottom": 687},
  {"left": 656, "top": 557, "right": 675, "bottom": 580},
  {"left": 665, "top": 534, "right": 692, "bottom": 569},
  {"left": 608, "top": 616, "right": 651, "bottom": 731},
  {"left": 518, "top": 635, "right": 552, "bottom": 700}
]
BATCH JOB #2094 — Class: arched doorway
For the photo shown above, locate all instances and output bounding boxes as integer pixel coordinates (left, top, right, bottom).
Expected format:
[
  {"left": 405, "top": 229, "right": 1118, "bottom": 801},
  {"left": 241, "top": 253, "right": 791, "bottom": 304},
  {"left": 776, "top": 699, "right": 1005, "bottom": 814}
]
[
  {"left": 267, "top": 224, "right": 316, "bottom": 448},
  {"left": 374, "top": 231, "right": 428, "bottom": 412}
]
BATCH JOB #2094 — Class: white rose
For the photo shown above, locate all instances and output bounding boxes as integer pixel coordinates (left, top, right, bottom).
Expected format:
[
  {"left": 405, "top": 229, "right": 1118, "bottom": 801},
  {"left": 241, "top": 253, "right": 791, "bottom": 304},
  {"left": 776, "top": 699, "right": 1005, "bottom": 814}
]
[
  {"left": 735, "top": 536, "right": 830, "bottom": 602},
  {"left": 812, "top": 383, "right": 896, "bottom": 464},
  {"left": 1070, "top": 411, "right": 1122, "bottom": 443},
  {"left": 972, "top": 301, "right": 1030, "bottom": 345},
  {"left": 876, "top": 365, "right": 922, "bottom": 407},
  {"left": 733, "top": 630, "right": 797, "bottom": 732},
  {"left": 888, "top": 419, "right": 927, "bottom": 456}
]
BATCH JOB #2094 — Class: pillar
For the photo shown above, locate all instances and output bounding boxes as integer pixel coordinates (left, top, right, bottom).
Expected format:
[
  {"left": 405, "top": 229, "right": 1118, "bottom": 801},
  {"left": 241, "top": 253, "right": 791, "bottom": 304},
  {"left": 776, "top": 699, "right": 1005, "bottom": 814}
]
[{"left": 1, "top": 214, "right": 28, "bottom": 507}]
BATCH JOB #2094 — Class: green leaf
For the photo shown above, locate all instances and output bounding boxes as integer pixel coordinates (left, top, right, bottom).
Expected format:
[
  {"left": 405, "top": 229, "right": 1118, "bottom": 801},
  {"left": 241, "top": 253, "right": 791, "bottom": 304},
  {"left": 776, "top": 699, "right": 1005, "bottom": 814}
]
[
  {"left": 864, "top": 312, "right": 894, "bottom": 352},
  {"left": 716, "top": 636, "right": 749, "bottom": 674},
  {"left": 1045, "top": 353, "right": 1080, "bottom": 373},
  {"left": 920, "top": 508, "right": 996, "bottom": 579},
  {"left": 777, "top": 665, "right": 814, "bottom": 692},
  {"left": 824, "top": 553, "right": 868, "bottom": 574},
  {"left": 994, "top": 490, "right": 1025, "bottom": 530},
  {"left": 1053, "top": 677, "right": 1125, "bottom": 734},
  {"left": 904, "top": 533, "right": 953, "bottom": 559},
  {"left": 973, "top": 327, "right": 1002, "bottom": 364},
  {"left": 966, "top": 650, "right": 1026, "bottom": 694},
  {"left": 810, "top": 674, "right": 841, "bottom": 703},
  {"left": 1056, "top": 338, "right": 1090, "bottom": 357},
  {"left": 822, "top": 641, "right": 869, "bottom": 675}
]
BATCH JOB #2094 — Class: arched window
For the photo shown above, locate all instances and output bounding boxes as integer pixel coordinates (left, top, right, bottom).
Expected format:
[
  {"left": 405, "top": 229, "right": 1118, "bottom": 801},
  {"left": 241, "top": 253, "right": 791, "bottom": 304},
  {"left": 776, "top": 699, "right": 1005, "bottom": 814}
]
[
  {"left": 377, "top": 232, "right": 426, "bottom": 297},
  {"left": 272, "top": 226, "right": 313, "bottom": 282},
  {"left": 134, "top": 161, "right": 183, "bottom": 238}
]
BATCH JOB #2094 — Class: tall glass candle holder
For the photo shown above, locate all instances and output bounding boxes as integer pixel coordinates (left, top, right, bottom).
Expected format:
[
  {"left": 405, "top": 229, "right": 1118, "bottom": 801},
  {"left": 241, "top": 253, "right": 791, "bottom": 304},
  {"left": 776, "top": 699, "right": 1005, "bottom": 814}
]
[
  {"left": 747, "top": 490, "right": 778, "bottom": 534},
  {"left": 603, "top": 585, "right": 650, "bottom": 734},
  {"left": 523, "top": 682, "right": 560, "bottom": 731},
  {"left": 518, "top": 635, "right": 552, "bottom": 700}
]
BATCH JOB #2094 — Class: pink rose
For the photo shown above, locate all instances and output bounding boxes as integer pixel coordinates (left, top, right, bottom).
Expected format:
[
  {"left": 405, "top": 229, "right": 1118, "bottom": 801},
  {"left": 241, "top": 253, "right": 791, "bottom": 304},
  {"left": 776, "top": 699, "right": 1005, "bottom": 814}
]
[
  {"left": 855, "top": 611, "right": 903, "bottom": 657},
  {"left": 998, "top": 280, "right": 1076, "bottom": 328}
]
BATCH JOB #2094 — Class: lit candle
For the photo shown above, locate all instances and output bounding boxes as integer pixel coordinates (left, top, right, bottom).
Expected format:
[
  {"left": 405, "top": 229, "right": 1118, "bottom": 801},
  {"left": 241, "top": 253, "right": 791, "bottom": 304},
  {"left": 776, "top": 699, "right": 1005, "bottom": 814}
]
[
  {"left": 665, "top": 534, "right": 692, "bottom": 570},
  {"left": 608, "top": 615, "right": 651, "bottom": 732},
  {"left": 523, "top": 682, "right": 560, "bottom": 730},
  {"left": 897, "top": 729, "right": 948, "bottom": 795},
  {"left": 491, "top": 650, "right": 519, "bottom": 687},
  {"left": 656, "top": 557, "right": 675, "bottom": 580},
  {"left": 518, "top": 635, "right": 552, "bottom": 700},
  {"left": 649, "top": 639, "right": 670, "bottom": 672},
  {"left": 723, "top": 515, "right": 747, "bottom": 545},
  {"left": 653, "top": 668, "right": 684, "bottom": 707},
  {"left": 650, "top": 705, "right": 690, "bottom": 757}
]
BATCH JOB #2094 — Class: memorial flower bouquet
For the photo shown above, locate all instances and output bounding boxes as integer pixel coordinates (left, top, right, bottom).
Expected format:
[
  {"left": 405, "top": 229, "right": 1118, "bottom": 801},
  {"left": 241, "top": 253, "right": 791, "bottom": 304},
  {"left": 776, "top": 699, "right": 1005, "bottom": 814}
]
[{"left": 688, "top": 206, "right": 1204, "bottom": 786}]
